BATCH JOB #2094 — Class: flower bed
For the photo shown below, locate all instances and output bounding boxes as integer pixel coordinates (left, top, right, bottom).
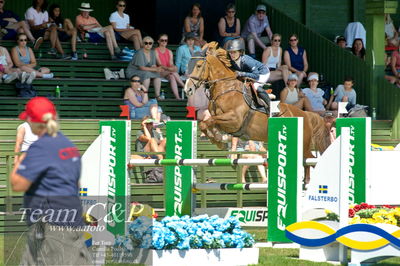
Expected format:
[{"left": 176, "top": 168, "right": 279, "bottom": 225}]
[
  {"left": 113, "top": 215, "right": 258, "bottom": 265},
  {"left": 349, "top": 203, "right": 400, "bottom": 226}
]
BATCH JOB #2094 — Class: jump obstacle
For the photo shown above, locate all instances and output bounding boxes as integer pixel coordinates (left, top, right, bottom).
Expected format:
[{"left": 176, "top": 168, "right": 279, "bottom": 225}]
[{"left": 79, "top": 118, "right": 400, "bottom": 265}]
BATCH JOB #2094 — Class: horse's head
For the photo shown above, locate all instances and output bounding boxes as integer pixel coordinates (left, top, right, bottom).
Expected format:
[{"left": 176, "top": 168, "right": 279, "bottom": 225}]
[{"left": 184, "top": 48, "right": 208, "bottom": 96}]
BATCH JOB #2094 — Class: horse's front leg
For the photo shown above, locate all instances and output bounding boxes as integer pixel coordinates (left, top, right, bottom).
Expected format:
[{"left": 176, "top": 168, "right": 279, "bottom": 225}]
[{"left": 199, "top": 117, "right": 229, "bottom": 150}]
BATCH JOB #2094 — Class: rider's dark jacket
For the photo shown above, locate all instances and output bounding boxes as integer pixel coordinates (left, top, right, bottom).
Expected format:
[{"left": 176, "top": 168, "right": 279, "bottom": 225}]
[{"left": 230, "top": 55, "right": 270, "bottom": 80}]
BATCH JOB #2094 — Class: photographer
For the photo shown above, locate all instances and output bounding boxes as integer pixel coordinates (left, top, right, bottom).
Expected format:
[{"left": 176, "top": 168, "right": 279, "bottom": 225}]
[{"left": 10, "top": 97, "right": 91, "bottom": 265}]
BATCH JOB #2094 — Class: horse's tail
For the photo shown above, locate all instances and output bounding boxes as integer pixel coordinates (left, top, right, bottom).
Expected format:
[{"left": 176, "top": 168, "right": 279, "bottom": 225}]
[{"left": 308, "top": 112, "right": 331, "bottom": 154}]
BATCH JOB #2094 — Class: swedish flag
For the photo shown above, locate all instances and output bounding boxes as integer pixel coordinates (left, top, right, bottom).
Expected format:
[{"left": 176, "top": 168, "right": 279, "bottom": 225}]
[
  {"left": 79, "top": 187, "right": 88, "bottom": 196},
  {"left": 318, "top": 185, "right": 328, "bottom": 194}
]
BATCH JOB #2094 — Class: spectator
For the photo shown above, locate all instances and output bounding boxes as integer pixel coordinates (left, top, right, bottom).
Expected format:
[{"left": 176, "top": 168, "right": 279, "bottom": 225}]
[
  {"left": 217, "top": 3, "right": 241, "bottom": 48},
  {"left": 123, "top": 75, "right": 162, "bottom": 120},
  {"left": 110, "top": 0, "right": 142, "bottom": 50},
  {"left": 302, "top": 72, "right": 327, "bottom": 115},
  {"left": 25, "top": 0, "right": 70, "bottom": 59},
  {"left": 11, "top": 97, "right": 92, "bottom": 265},
  {"left": 231, "top": 138, "right": 267, "bottom": 183},
  {"left": 176, "top": 32, "right": 201, "bottom": 76},
  {"left": 182, "top": 3, "right": 206, "bottom": 47},
  {"left": 261, "top": 33, "right": 290, "bottom": 84},
  {"left": 284, "top": 34, "right": 308, "bottom": 83},
  {"left": 75, "top": 2, "right": 122, "bottom": 60},
  {"left": 14, "top": 122, "right": 38, "bottom": 164},
  {"left": 135, "top": 116, "right": 166, "bottom": 160},
  {"left": 0, "top": 0, "right": 41, "bottom": 49},
  {"left": 351, "top": 38, "right": 365, "bottom": 60},
  {"left": 155, "top": 33, "right": 184, "bottom": 100},
  {"left": 0, "top": 45, "right": 22, "bottom": 83},
  {"left": 280, "top": 73, "right": 312, "bottom": 111},
  {"left": 126, "top": 36, "right": 162, "bottom": 98},
  {"left": 335, "top": 36, "right": 347, "bottom": 49},
  {"left": 385, "top": 14, "right": 399, "bottom": 47},
  {"left": 241, "top": 4, "right": 273, "bottom": 59},
  {"left": 227, "top": 38, "right": 271, "bottom": 114},
  {"left": 327, "top": 76, "right": 357, "bottom": 111},
  {"left": 385, "top": 45, "right": 400, "bottom": 86},
  {"left": 48, "top": 4, "right": 78, "bottom": 60},
  {"left": 11, "top": 33, "right": 54, "bottom": 83}
]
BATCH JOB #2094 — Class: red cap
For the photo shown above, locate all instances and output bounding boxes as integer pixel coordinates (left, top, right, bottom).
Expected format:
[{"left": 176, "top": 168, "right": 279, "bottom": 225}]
[{"left": 19, "top": 97, "right": 57, "bottom": 123}]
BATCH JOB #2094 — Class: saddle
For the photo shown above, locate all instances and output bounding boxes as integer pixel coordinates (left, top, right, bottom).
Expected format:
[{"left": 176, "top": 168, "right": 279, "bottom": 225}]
[{"left": 242, "top": 82, "right": 268, "bottom": 115}]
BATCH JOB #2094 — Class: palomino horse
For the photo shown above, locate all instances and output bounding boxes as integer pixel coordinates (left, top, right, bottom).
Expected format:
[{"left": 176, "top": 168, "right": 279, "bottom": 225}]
[{"left": 185, "top": 42, "right": 330, "bottom": 159}]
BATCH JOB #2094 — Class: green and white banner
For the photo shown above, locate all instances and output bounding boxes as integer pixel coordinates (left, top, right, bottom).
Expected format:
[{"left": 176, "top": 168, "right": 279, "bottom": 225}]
[
  {"left": 99, "top": 121, "right": 131, "bottom": 237},
  {"left": 267, "top": 118, "right": 303, "bottom": 242},
  {"left": 336, "top": 118, "right": 370, "bottom": 204},
  {"left": 165, "top": 121, "right": 197, "bottom": 216}
]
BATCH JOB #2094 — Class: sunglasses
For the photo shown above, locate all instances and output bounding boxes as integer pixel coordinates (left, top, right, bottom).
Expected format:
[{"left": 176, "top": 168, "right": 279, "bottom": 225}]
[
  {"left": 118, "top": 4, "right": 125, "bottom": 7},
  {"left": 131, "top": 79, "right": 141, "bottom": 82},
  {"left": 227, "top": 10, "right": 235, "bottom": 13},
  {"left": 0, "top": 1, "right": 4, "bottom": 3},
  {"left": 144, "top": 42, "right": 153, "bottom": 45},
  {"left": 18, "top": 39, "right": 27, "bottom": 42},
  {"left": 273, "top": 39, "right": 281, "bottom": 42},
  {"left": 290, "top": 39, "right": 297, "bottom": 42},
  {"left": 159, "top": 39, "right": 168, "bottom": 42},
  {"left": 257, "top": 10, "right": 266, "bottom": 14}
]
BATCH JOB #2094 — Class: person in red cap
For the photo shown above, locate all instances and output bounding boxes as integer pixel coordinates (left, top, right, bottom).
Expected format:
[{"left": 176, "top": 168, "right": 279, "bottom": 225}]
[{"left": 10, "top": 97, "right": 92, "bottom": 265}]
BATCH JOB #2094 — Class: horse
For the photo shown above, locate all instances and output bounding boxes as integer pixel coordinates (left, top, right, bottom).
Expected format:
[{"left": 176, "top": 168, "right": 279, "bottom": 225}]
[{"left": 184, "top": 42, "right": 331, "bottom": 159}]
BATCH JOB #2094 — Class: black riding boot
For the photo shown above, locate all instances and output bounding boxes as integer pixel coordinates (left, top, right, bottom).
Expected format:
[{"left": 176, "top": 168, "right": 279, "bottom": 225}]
[{"left": 256, "top": 87, "right": 271, "bottom": 115}]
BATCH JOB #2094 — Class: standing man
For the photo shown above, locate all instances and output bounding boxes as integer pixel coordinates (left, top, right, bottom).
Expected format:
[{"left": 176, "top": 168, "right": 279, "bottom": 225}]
[
  {"left": 241, "top": 4, "right": 273, "bottom": 59},
  {"left": 11, "top": 97, "right": 92, "bottom": 265}
]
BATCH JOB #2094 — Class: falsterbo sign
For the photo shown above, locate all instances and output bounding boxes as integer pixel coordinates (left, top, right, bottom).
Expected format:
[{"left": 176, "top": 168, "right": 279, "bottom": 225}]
[
  {"left": 267, "top": 118, "right": 303, "bottom": 242},
  {"left": 165, "top": 121, "right": 197, "bottom": 217}
]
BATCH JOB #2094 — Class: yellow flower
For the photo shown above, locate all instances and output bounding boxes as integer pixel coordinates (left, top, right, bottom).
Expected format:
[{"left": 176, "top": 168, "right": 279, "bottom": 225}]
[
  {"left": 325, "top": 209, "right": 332, "bottom": 214},
  {"left": 349, "top": 216, "right": 361, "bottom": 224}
]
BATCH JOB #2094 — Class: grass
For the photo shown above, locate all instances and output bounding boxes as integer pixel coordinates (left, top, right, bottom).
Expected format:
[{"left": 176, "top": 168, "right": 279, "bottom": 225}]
[{"left": 2, "top": 230, "right": 400, "bottom": 266}]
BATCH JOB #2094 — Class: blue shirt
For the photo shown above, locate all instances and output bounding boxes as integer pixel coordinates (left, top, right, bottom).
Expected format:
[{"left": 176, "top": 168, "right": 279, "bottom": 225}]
[
  {"left": 231, "top": 55, "right": 270, "bottom": 80},
  {"left": 17, "top": 132, "right": 84, "bottom": 226},
  {"left": 302, "top": 88, "right": 325, "bottom": 111},
  {"left": 334, "top": 85, "right": 356, "bottom": 106},
  {"left": 175, "top": 44, "right": 201, "bottom": 75},
  {"left": 287, "top": 46, "right": 305, "bottom": 71},
  {"left": 241, "top": 14, "right": 270, "bottom": 39},
  {"left": 0, "top": 10, "right": 20, "bottom": 27}
]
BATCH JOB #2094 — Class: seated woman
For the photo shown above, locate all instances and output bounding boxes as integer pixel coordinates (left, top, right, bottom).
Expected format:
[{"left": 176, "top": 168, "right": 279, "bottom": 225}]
[
  {"left": 109, "top": 0, "right": 142, "bottom": 50},
  {"left": 48, "top": 4, "right": 78, "bottom": 60},
  {"left": 126, "top": 36, "right": 162, "bottom": 98},
  {"left": 283, "top": 34, "right": 308, "bottom": 83},
  {"left": 182, "top": 3, "right": 206, "bottom": 47},
  {"left": 155, "top": 33, "right": 184, "bottom": 100},
  {"left": 351, "top": 38, "right": 365, "bottom": 60},
  {"left": 217, "top": 3, "right": 241, "bottom": 48},
  {"left": 123, "top": 75, "right": 162, "bottom": 121},
  {"left": 11, "top": 33, "right": 54, "bottom": 84},
  {"left": 175, "top": 32, "right": 201, "bottom": 76},
  {"left": 0, "top": 45, "right": 22, "bottom": 83},
  {"left": 75, "top": 2, "right": 121, "bottom": 60},
  {"left": 25, "top": 0, "right": 69, "bottom": 59},
  {"left": 135, "top": 116, "right": 166, "bottom": 160},
  {"left": 262, "top": 33, "right": 290, "bottom": 84},
  {"left": 280, "top": 73, "right": 312, "bottom": 111},
  {"left": 302, "top": 72, "right": 327, "bottom": 115},
  {"left": 327, "top": 76, "right": 357, "bottom": 111}
]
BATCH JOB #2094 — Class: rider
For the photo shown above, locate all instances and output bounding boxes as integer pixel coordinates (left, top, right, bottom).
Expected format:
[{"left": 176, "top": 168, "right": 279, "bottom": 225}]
[{"left": 226, "top": 38, "right": 271, "bottom": 114}]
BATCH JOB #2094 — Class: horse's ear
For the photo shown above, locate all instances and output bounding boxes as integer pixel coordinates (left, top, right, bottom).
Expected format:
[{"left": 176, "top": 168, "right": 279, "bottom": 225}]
[{"left": 201, "top": 47, "right": 209, "bottom": 57}]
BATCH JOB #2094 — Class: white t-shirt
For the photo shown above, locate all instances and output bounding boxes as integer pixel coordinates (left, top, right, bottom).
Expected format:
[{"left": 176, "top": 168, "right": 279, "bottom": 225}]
[
  {"left": 25, "top": 7, "right": 48, "bottom": 26},
  {"left": 109, "top": 11, "right": 130, "bottom": 29},
  {"left": 18, "top": 122, "right": 39, "bottom": 152}
]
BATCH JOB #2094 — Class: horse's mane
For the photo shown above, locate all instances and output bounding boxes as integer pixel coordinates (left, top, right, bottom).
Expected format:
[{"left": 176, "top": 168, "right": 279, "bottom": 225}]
[
  {"left": 307, "top": 111, "right": 331, "bottom": 154},
  {"left": 205, "top": 42, "right": 232, "bottom": 67}
]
